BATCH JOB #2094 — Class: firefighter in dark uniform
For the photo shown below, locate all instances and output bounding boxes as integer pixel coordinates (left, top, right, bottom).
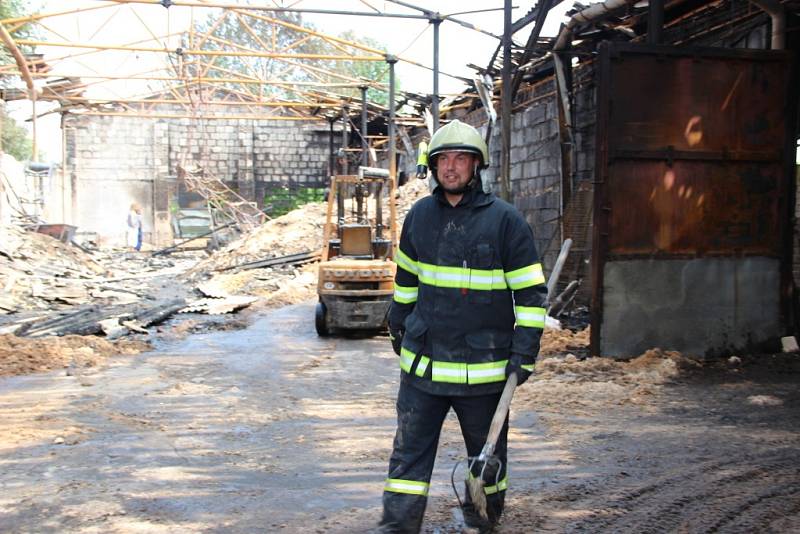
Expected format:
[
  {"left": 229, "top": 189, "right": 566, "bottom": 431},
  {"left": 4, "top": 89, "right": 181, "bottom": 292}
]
[{"left": 379, "top": 120, "right": 547, "bottom": 533}]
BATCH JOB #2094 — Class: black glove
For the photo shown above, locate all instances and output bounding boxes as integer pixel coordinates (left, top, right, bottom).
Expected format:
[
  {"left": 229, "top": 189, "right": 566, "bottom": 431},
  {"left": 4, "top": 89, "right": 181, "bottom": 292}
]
[
  {"left": 389, "top": 328, "right": 404, "bottom": 356},
  {"left": 506, "top": 353, "right": 533, "bottom": 385}
]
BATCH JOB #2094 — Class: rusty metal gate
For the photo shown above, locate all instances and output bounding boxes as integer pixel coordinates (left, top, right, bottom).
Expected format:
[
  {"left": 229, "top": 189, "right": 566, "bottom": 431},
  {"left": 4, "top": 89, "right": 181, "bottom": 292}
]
[{"left": 592, "top": 42, "right": 797, "bottom": 357}]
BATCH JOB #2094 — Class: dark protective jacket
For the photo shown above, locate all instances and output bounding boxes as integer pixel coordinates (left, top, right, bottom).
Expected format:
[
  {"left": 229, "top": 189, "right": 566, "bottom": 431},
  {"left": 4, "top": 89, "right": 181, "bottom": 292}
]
[{"left": 389, "top": 183, "right": 547, "bottom": 396}]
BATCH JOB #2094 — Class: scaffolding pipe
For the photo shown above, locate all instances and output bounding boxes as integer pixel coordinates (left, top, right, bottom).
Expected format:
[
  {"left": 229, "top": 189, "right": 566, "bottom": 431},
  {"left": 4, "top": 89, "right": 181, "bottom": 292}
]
[
  {"left": 71, "top": 111, "right": 326, "bottom": 120},
  {"left": 361, "top": 86, "right": 369, "bottom": 166},
  {"left": 62, "top": 97, "right": 350, "bottom": 108},
  {"left": 500, "top": 0, "right": 512, "bottom": 202},
  {"left": 328, "top": 117, "right": 336, "bottom": 178},
  {"left": 432, "top": 15, "right": 441, "bottom": 132},
  {"left": 388, "top": 55, "right": 398, "bottom": 249},
  {"left": 384, "top": 0, "right": 504, "bottom": 40},
  {"left": 97, "top": 0, "right": 430, "bottom": 20},
  {"left": 341, "top": 105, "right": 349, "bottom": 175},
  {"left": 13, "top": 71, "right": 387, "bottom": 88},
  {"left": 14, "top": 40, "right": 387, "bottom": 61}
]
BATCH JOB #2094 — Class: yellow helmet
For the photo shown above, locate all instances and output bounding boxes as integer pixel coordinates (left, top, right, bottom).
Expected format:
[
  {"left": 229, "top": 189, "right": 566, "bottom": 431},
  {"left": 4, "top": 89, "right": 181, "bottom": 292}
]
[{"left": 427, "top": 120, "right": 489, "bottom": 172}]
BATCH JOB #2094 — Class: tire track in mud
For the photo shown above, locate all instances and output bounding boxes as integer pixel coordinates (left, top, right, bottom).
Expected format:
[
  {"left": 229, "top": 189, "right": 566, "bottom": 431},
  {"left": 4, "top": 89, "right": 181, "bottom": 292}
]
[{"left": 565, "top": 448, "right": 800, "bottom": 533}]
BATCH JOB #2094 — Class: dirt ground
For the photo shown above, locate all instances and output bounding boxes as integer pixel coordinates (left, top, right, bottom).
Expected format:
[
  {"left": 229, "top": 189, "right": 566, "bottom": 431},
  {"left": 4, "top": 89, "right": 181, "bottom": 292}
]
[{"left": 1, "top": 301, "right": 798, "bottom": 533}]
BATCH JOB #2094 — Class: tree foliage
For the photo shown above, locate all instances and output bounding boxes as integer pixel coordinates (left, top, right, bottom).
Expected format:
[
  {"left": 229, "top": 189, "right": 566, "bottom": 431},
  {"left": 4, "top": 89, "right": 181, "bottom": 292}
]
[
  {"left": 0, "top": 0, "right": 37, "bottom": 67},
  {"left": 1, "top": 1, "right": 35, "bottom": 160},
  {"left": 332, "top": 31, "right": 399, "bottom": 107},
  {"left": 188, "top": 10, "right": 397, "bottom": 107},
  {"left": 1, "top": 110, "right": 33, "bottom": 161}
]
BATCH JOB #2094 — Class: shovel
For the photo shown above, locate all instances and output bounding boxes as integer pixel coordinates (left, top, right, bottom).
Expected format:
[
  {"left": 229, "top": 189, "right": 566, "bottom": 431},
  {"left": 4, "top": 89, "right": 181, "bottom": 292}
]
[{"left": 451, "top": 372, "right": 519, "bottom": 522}]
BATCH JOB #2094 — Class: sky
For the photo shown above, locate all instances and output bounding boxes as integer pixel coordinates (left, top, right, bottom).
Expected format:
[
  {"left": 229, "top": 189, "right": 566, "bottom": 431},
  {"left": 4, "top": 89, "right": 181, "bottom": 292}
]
[{"left": 6, "top": 0, "right": 578, "bottom": 161}]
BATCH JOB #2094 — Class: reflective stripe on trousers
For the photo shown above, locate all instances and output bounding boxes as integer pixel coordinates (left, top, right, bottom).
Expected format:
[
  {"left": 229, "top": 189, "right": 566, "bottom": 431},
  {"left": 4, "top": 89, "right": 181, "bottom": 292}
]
[{"left": 380, "top": 381, "right": 508, "bottom": 533}]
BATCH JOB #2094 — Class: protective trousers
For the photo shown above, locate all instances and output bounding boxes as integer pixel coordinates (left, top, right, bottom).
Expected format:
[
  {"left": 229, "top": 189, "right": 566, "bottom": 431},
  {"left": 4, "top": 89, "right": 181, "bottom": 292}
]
[{"left": 379, "top": 380, "right": 508, "bottom": 533}]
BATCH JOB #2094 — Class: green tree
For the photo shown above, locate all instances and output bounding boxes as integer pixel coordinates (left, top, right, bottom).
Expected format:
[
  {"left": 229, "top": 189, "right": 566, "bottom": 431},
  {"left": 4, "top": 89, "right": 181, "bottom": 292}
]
[
  {"left": 190, "top": 10, "right": 334, "bottom": 100},
  {"left": 0, "top": 0, "right": 37, "bottom": 75},
  {"left": 1, "top": 0, "right": 35, "bottom": 160},
  {"left": 186, "top": 10, "right": 396, "bottom": 105},
  {"left": 0, "top": 109, "right": 33, "bottom": 161},
  {"left": 332, "top": 31, "right": 397, "bottom": 107}
]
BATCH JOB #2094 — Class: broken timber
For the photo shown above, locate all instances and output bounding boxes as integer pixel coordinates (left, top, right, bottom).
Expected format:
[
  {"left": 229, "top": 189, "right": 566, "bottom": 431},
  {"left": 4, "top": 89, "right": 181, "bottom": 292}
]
[
  {"left": 216, "top": 249, "right": 321, "bottom": 272},
  {"left": 549, "top": 280, "right": 581, "bottom": 317},
  {"left": 152, "top": 220, "right": 240, "bottom": 257},
  {"left": 12, "top": 298, "right": 187, "bottom": 338}
]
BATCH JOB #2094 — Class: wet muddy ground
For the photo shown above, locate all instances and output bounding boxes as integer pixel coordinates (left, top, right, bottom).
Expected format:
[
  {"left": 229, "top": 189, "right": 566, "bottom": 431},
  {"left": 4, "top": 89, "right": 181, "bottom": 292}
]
[{"left": 1, "top": 301, "right": 799, "bottom": 533}]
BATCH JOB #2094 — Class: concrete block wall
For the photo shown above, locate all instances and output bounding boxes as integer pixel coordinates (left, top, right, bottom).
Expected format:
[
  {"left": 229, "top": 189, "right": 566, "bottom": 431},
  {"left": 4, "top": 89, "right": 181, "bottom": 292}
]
[
  {"left": 165, "top": 118, "right": 333, "bottom": 192},
  {"left": 431, "top": 63, "right": 597, "bottom": 301},
  {"left": 63, "top": 109, "right": 337, "bottom": 246},
  {"left": 253, "top": 120, "right": 332, "bottom": 187},
  {"left": 387, "top": 68, "right": 596, "bottom": 301},
  {"left": 64, "top": 114, "right": 159, "bottom": 246}
]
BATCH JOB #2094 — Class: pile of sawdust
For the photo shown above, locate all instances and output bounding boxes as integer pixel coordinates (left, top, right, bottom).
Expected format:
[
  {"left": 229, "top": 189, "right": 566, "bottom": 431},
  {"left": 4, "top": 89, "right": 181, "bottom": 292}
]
[
  {"left": 188, "top": 202, "right": 328, "bottom": 275},
  {"left": 186, "top": 179, "right": 432, "bottom": 307},
  {"left": 518, "top": 348, "right": 699, "bottom": 412},
  {"left": 0, "top": 334, "right": 151, "bottom": 377},
  {"left": 540, "top": 327, "right": 590, "bottom": 355}
]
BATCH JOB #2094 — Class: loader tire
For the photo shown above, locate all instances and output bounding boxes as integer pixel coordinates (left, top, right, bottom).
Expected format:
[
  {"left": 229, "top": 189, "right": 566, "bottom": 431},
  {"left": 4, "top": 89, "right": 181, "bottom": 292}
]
[{"left": 315, "top": 302, "right": 330, "bottom": 336}]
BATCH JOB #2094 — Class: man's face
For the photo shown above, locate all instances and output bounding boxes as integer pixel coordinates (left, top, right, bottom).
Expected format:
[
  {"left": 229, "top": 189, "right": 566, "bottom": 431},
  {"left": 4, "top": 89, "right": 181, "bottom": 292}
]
[{"left": 435, "top": 151, "right": 477, "bottom": 194}]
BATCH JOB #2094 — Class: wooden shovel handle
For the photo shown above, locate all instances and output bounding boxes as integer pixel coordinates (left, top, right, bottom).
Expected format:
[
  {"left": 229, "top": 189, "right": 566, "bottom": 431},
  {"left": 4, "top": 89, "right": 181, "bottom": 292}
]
[{"left": 480, "top": 372, "right": 518, "bottom": 459}]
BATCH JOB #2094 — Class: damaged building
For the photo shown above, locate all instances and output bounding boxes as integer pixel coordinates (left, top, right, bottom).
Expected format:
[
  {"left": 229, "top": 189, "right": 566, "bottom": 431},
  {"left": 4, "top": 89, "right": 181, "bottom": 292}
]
[
  {"left": 2, "top": 0, "right": 799, "bottom": 359},
  {"left": 400, "top": 0, "right": 800, "bottom": 358}
]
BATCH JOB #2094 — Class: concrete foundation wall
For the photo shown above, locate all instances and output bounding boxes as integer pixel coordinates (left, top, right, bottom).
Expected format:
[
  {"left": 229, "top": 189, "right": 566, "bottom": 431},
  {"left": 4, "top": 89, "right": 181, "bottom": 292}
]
[{"left": 601, "top": 258, "right": 782, "bottom": 357}]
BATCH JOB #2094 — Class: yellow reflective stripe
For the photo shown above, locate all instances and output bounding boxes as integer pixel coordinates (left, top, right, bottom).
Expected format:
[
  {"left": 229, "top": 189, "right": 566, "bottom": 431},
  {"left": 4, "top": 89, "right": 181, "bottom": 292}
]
[
  {"left": 514, "top": 305, "right": 546, "bottom": 328},
  {"left": 504, "top": 263, "right": 545, "bottom": 290},
  {"left": 393, "top": 284, "right": 418, "bottom": 304},
  {"left": 521, "top": 363, "right": 535, "bottom": 372},
  {"left": 484, "top": 475, "right": 508, "bottom": 495},
  {"left": 415, "top": 355, "right": 430, "bottom": 377},
  {"left": 467, "top": 360, "right": 508, "bottom": 384},
  {"left": 400, "top": 349, "right": 508, "bottom": 384},
  {"left": 399, "top": 348, "right": 415, "bottom": 373},
  {"left": 416, "top": 261, "right": 507, "bottom": 291},
  {"left": 385, "top": 478, "right": 429, "bottom": 496},
  {"left": 431, "top": 361, "right": 468, "bottom": 383},
  {"left": 467, "top": 473, "right": 508, "bottom": 495},
  {"left": 394, "top": 247, "right": 419, "bottom": 275},
  {"left": 467, "top": 269, "right": 507, "bottom": 290}
]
